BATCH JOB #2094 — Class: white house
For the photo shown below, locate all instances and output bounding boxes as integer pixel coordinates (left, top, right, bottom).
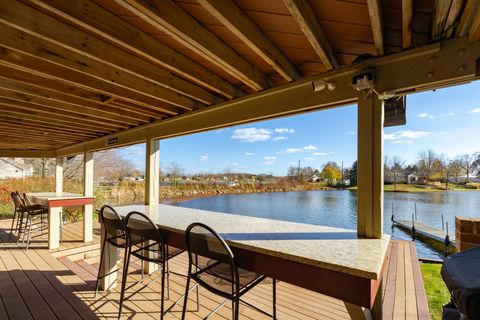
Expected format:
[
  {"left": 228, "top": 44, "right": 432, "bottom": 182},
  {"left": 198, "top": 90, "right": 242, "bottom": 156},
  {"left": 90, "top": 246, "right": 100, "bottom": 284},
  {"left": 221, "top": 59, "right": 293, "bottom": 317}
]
[{"left": 0, "top": 158, "right": 33, "bottom": 179}]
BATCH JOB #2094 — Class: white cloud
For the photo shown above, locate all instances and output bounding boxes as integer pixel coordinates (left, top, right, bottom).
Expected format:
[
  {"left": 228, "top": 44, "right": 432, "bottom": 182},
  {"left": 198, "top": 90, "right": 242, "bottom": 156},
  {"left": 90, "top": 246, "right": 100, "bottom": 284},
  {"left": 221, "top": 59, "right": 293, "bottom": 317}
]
[
  {"left": 448, "top": 112, "right": 455, "bottom": 116},
  {"left": 303, "top": 157, "right": 314, "bottom": 161},
  {"left": 262, "top": 156, "right": 276, "bottom": 165},
  {"left": 468, "top": 108, "right": 480, "bottom": 114},
  {"left": 231, "top": 162, "right": 239, "bottom": 166},
  {"left": 385, "top": 130, "right": 429, "bottom": 142},
  {"left": 392, "top": 140, "right": 414, "bottom": 144},
  {"left": 245, "top": 152, "right": 255, "bottom": 156},
  {"left": 199, "top": 154, "right": 209, "bottom": 161},
  {"left": 303, "top": 144, "right": 317, "bottom": 151},
  {"left": 418, "top": 112, "right": 435, "bottom": 119},
  {"left": 231, "top": 128, "right": 271, "bottom": 142},
  {"left": 274, "top": 128, "right": 295, "bottom": 134},
  {"left": 273, "top": 136, "right": 287, "bottom": 141},
  {"left": 313, "top": 152, "right": 326, "bottom": 156},
  {"left": 348, "top": 131, "right": 355, "bottom": 135},
  {"left": 285, "top": 148, "right": 302, "bottom": 153}
]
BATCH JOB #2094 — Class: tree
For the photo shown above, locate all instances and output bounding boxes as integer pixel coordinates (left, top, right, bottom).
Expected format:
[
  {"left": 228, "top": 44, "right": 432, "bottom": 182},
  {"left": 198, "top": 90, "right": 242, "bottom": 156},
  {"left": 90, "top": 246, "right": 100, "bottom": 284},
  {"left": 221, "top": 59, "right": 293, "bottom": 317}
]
[
  {"left": 460, "top": 153, "right": 480, "bottom": 182},
  {"left": 346, "top": 161, "right": 358, "bottom": 186},
  {"left": 301, "top": 166, "right": 315, "bottom": 180},
  {"left": 167, "top": 162, "right": 184, "bottom": 189},
  {"left": 417, "top": 150, "right": 438, "bottom": 183},
  {"left": 320, "top": 163, "right": 341, "bottom": 182},
  {"left": 95, "top": 150, "right": 137, "bottom": 182},
  {"left": 385, "top": 156, "right": 405, "bottom": 189},
  {"left": 447, "top": 158, "right": 463, "bottom": 182}
]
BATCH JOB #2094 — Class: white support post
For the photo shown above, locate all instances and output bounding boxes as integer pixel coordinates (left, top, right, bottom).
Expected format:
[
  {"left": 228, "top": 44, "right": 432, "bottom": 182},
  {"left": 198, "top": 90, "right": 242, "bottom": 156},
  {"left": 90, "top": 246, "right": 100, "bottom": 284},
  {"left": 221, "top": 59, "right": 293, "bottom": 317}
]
[
  {"left": 357, "top": 94, "right": 384, "bottom": 239},
  {"left": 49, "top": 157, "right": 64, "bottom": 249},
  {"left": 145, "top": 138, "right": 160, "bottom": 205},
  {"left": 144, "top": 139, "right": 160, "bottom": 274},
  {"left": 55, "top": 157, "right": 63, "bottom": 194},
  {"left": 84, "top": 152, "right": 94, "bottom": 243}
]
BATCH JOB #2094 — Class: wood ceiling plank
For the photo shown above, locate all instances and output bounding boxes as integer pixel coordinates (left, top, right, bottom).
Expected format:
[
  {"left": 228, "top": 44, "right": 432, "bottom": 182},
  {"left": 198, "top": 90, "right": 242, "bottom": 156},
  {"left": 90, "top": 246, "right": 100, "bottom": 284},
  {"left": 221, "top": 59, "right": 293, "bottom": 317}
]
[
  {"left": 0, "top": 124, "right": 95, "bottom": 140},
  {"left": 366, "top": 0, "right": 385, "bottom": 56},
  {"left": 107, "top": 100, "right": 165, "bottom": 119},
  {"left": 0, "top": 79, "right": 142, "bottom": 126},
  {"left": 0, "top": 47, "right": 181, "bottom": 116},
  {"left": 0, "top": 105, "right": 116, "bottom": 134},
  {"left": 0, "top": 65, "right": 151, "bottom": 123},
  {"left": 444, "top": 0, "right": 463, "bottom": 38},
  {"left": 283, "top": 0, "right": 338, "bottom": 69},
  {"left": 29, "top": 0, "right": 244, "bottom": 100},
  {"left": 402, "top": 0, "right": 413, "bottom": 49},
  {"left": 0, "top": 22, "right": 197, "bottom": 111},
  {"left": 455, "top": 0, "right": 480, "bottom": 37},
  {"left": 115, "top": 0, "right": 272, "bottom": 91},
  {"left": 432, "top": 0, "right": 452, "bottom": 39},
  {"left": 0, "top": 94, "right": 128, "bottom": 130},
  {"left": 0, "top": 132, "right": 78, "bottom": 144},
  {"left": 4, "top": 1, "right": 220, "bottom": 106},
  {"left": 467, "top": 3, "right": 480, "bottom": 42},
  {"left": 0, "top": 117, "right": 101, "bottom": 137},
  {"left": 198, "top": 0, "right": 301, "bottom": 82}
]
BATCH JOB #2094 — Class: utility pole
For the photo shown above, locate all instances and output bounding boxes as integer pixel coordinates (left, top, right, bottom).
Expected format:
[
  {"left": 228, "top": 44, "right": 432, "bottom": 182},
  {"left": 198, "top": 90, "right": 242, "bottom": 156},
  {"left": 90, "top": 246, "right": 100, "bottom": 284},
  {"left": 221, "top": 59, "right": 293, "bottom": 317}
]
[
  {"left": 297, "top": 159, "right": 301, "bottom": 182},
  {"left": 341, "top": 161, "right": 344, "bottom": 182}
]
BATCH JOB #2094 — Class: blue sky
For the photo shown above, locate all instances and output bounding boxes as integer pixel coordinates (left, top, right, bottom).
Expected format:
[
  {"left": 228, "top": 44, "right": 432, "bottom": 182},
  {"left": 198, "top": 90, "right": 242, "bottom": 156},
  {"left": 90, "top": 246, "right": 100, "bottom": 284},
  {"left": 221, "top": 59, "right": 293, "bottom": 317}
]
[{"left": 118, "top": 81, "right": 480, "bottom": 176}]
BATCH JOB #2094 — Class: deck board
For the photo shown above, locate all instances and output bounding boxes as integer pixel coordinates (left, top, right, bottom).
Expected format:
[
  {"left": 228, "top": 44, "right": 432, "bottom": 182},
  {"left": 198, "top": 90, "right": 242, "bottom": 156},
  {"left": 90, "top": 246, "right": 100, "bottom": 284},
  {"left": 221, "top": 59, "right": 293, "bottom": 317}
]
[{"left": 0, "top": 219, "right": 430, "bottom": 319}]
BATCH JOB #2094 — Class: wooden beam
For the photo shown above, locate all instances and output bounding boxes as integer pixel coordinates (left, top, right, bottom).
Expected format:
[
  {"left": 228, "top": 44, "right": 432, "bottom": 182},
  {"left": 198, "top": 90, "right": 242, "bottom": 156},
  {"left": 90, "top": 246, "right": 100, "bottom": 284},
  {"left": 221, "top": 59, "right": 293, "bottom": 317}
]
[
  {"left": 83, "top": 151, "right": 93, "bottom": 243},
  {"left": 0, "top": 47, "right": 182, "bottom": 116},
  {"left": 357, "top": 94, "right": 384, "bottom": 239},
  {"left": 0, "top": 97, "right": 127, "bottom": 130},
  {"left": 0, "top": 84, "right": 140, "bottom": 126},
  {"left": 1, "top": 1, "right": 219, "bottom": 106},
  {"left": 0, "top": 65, "right": 152, "bottom": 123},
  {"left": 0, "top": 23, "right": 196, "bottom": 112},
  {"left": 145, "top": 139, "right": 160, "bottom": 205},
  {"left": 0, "top": 149, "right": 56, "bottom": 157},
  {"left": 366, "top": 0, "right": 384, "bottom": 56},
  {"left": 54, "top": 37, "right": 480, "bottom": 157},
  {"left": 432, "top": 0, "right": 453, "bottom": 39},
  {"left": 199, "top": 0, "right": 301, "bottom": 82},
  {"left": 283, "top": 0, "right": 339, "bottom": 69},
  {"left": 29, "top": 0, "right": 244, "bottom": 100},
  {"left": 456, "top": 0, "right": 480, "bottom": 37},
  {"left": 468, "top": 4, "right": 480, "bottom": 42},
  {"left": 402, "top": 0, "right": 413, "bottom": 49},
  {"left": 0, "top": 125, "right": 93, "bottom": 140},
  {"left": 115, "top": 0, "right": 272, "bottom": 91},
  {"left": 444, "top": 0, "right": 464, "bottom": 38}
]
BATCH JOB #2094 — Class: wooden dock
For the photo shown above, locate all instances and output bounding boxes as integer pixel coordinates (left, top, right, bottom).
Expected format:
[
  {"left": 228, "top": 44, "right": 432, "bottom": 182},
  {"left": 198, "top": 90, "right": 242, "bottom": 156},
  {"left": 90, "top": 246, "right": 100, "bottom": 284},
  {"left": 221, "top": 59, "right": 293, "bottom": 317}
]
[{"left": 393, "top": 219, "right": 455, "bottom": 248}]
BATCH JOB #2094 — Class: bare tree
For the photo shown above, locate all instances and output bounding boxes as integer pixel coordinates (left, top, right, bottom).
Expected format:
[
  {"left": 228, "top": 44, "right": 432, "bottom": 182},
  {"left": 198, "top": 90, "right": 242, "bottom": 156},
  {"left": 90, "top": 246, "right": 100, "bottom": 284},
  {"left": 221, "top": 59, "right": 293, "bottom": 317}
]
[
  {"left": 385, "top": 155, "right": 405, "bottom": 189},
  {"left": 167, "top": 162, "right": 184, "bottom": 189},
  {"left": 417, "top": 150, "right": 438, "bottom": 183},
  {"left": 448, "top": 157, "right": 463, "bottom": 182},
  {"left": 460, "top": 153, "right": 479, "bottom": 182}
]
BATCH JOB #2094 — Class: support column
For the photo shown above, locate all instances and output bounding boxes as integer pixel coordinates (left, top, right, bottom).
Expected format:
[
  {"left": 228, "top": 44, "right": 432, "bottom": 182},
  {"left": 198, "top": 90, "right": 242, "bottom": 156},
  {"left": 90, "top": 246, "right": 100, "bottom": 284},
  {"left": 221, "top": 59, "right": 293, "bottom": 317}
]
[
  {"left": 144, "top": 139, "right": 160, "bottom": 274},
  {"left": 357, "top": 94, "right": 384, "bottom": 239},
  {"left": 84, "top": 152, "right": 93, "bottom": 243},
  {"left": 145, "top": 138, "right": 160, "bottom": 205},
  {"left": 49, "top": 157, "right": 63, "bottom": 249}
]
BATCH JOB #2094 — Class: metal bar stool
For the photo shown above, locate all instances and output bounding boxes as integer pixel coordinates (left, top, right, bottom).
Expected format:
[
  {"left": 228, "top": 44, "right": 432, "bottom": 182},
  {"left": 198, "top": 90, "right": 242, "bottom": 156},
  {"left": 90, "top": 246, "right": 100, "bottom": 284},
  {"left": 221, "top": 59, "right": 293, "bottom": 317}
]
[{"left": 182, "top": 222, "right": 276, "bottom": 320}]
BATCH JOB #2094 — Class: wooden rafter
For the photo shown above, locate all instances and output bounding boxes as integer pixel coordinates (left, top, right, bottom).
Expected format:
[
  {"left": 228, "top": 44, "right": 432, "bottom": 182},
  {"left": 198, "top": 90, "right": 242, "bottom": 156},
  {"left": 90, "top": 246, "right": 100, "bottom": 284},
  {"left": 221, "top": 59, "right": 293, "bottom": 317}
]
[
  {"left": 29, "top": 0, "right": 244, "bottom": 100},
  {"left": 456, "top": 0, "right": 480, "bottom": 38},
  {"left": 114, "top": 0, "right": 272, "bottom": 91},
  {"left": 198, "top": 0, "right": 301, "bottom": 82},
  {"left": 1, "top": 1, "right": 220, "bottom": 106},
  {"left": 0, "top": 65, "right": 152, "bottom": 123},
  {"left": 467, "top": 3, "right": 480, "bottom": 42},
  {"left": 444, "top": 0, "right": 464, "bottom": 38},
  {"left": 0, "top": 116, "right": 100, "bottom": 137},
  {"left": 402, "top": 0, "right": 413, "bottom": 49},
  {"left": 0, "top": 47, "right": 182, "bottom": 116},
  {"left": 283, "top": 0, "right": 338, "bottom": 70},
  {"left": 366, "top": 0, "right": 384, "bottom": 56},
  {"left": 432, "top": 0, "right": 453, "bottom": 39}
]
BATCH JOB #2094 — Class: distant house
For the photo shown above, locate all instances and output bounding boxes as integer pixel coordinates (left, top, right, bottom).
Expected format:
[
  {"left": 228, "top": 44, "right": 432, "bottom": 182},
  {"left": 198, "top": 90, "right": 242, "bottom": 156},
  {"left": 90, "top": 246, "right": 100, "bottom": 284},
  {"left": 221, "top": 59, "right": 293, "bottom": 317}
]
[
  {"left": 310, "top": 174, "right": 321, "bottom": 182},
  {"left": 0, "top": 158, "right": 33, "bottom": 179},
  {"left": 407, "top": 173, "right": 428, "bottom": 184}
]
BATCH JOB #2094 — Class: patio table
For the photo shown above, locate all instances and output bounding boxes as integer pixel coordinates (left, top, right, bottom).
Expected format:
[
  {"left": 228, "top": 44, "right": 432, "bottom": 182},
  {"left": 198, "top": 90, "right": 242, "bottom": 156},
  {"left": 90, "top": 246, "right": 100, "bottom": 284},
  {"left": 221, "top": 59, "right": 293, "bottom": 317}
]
[
  {"left": 101, "top": 204, "right": 390, "bottom": 319},
  {"left": 27, "top": 192, "right": 95, "bottom": 250}
]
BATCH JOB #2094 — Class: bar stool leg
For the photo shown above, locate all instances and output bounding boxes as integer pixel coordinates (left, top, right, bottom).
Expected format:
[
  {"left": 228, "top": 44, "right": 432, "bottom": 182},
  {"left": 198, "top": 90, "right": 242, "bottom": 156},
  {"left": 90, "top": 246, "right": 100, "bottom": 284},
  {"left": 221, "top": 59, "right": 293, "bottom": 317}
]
[
  {"left": 118, "top": 245, "right": 131, "bottom": 318},
  {"left": 273, "top": 279, "right": 276, "bottom": 319},
  {"left": 94, "top": 237, "right": 107, "bottom": 298}
]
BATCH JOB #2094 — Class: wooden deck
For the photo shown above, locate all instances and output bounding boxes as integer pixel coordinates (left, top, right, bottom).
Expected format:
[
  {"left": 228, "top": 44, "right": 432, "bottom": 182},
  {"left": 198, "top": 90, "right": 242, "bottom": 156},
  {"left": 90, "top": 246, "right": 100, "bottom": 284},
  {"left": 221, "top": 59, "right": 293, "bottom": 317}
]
[
  {"left": 394, "top": 219, "right": 455, "bottom": 246},
  {"left": 0, "top": 219, "right": 430, "bottom": 319}
]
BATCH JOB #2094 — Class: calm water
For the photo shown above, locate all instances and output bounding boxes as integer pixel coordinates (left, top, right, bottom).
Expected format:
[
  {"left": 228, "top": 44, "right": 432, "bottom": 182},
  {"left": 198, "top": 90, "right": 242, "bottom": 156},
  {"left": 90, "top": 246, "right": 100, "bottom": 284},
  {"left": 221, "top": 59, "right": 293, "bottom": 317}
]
[{"left": 174, "top": 190, "right": 480, "bottom": 259}]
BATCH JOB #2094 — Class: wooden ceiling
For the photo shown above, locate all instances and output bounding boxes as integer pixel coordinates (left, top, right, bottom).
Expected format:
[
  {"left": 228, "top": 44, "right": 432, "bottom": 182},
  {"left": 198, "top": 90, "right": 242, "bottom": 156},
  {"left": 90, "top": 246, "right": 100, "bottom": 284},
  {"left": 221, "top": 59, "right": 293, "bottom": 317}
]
[{"left": 0, "top": 0, "right": 479, "bottom": 151}]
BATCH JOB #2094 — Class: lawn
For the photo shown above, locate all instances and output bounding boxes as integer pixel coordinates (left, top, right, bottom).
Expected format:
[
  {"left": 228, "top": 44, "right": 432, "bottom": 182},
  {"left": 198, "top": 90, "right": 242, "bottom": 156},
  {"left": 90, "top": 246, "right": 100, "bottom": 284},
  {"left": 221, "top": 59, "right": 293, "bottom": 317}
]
[{"left": 420, "top": 262, "right": 450, "bottom": 320}]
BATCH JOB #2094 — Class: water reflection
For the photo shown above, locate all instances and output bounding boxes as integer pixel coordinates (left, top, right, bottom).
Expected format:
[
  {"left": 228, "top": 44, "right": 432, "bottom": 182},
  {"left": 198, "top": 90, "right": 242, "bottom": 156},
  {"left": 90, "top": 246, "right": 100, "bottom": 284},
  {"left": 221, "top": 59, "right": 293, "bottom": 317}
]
[{"left": 176, "top": 190, "right": 480, "bottom": 259}]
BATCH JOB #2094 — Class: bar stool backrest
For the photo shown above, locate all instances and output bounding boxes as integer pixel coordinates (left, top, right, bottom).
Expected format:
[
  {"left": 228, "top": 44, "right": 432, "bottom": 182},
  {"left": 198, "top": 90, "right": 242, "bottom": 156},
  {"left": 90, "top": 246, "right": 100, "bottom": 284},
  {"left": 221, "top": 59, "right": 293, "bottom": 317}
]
[
  {"left": 125, "top": 211, "right": 166, "bottom": 262},
  {"left": 185, "top": 222, "right": 238, "bottom": 289},
  {"left": 99, "top": 205, "right": 125, "bottom": 247},
  {"left": 23, "top": 193, "right": 34, "bottom": 206},
  {"left": 11, "top": 192, "right": 24, "bottom": 211}
]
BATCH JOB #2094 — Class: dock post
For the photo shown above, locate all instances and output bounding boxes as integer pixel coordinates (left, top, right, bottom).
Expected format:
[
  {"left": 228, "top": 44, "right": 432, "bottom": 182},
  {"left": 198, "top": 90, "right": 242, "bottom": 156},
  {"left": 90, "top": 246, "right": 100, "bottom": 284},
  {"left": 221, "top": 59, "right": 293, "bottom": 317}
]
[
  {"left": 414, "top": 202, "right": 417, "bottom": 221},
  {"left": 442, "top": 214, "right": 445, "bottom": 231},
  {"left": 411, "top": 213, "right": 416, "bottom": 240},
  {"left": 445, "top": 222, "right": 450, "bottom": 256}
]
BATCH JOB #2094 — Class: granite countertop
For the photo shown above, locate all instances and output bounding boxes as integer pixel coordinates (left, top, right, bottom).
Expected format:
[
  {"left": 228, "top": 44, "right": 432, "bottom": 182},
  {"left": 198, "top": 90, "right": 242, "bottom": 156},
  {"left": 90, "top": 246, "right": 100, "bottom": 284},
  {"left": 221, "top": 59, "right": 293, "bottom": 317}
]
[
  {"left": 28, "top": 192, "right": 95, "bottom": 200},
  {"left": 113, "top": 204, "right": 390, "bottom": 280}
]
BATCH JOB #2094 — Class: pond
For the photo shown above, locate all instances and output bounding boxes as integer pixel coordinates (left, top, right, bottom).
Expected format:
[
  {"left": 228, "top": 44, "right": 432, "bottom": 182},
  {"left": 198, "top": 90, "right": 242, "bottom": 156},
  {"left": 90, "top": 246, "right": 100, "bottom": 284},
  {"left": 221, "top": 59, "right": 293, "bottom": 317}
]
[{"left": 174, "top": 190, "right": 480, "bottom": 259}]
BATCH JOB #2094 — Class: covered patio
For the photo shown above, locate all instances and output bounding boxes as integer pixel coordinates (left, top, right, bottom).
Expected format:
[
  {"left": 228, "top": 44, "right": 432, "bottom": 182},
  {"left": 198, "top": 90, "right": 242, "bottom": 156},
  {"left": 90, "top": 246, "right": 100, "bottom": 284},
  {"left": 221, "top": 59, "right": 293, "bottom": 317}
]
[{"left": 0, "top": 0, "right": 479, "bottom": 319}]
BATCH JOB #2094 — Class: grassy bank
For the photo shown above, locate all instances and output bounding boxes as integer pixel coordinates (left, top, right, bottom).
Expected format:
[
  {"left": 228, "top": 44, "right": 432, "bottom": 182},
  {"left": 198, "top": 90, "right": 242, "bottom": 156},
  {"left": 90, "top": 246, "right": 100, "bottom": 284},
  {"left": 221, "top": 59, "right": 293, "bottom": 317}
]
[
  {"left": 420, "top": 262, "right": 450, "bottom": 320},
  {"left": 349, "top": 182, "right": 479, "bottom": 192}
]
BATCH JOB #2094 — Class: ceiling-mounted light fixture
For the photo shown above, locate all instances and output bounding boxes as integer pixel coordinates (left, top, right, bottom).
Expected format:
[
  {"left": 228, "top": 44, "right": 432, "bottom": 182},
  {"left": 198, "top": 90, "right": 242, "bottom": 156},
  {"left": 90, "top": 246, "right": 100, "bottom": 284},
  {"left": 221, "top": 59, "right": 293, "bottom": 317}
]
[{"left": 312, "top": 79, "right": 336, "bottom": 92}]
